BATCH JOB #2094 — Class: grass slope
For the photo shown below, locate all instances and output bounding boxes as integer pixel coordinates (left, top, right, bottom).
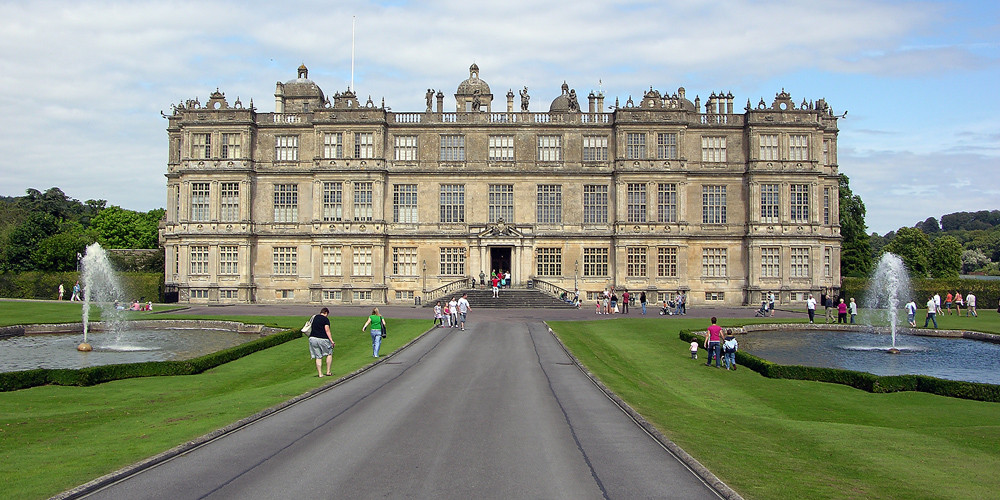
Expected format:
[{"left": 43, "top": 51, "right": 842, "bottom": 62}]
[
  {"left": 0, "top": 314, "right": 429, "bottom": 499},
  {"left": 549, "top": 317, "right": 1000, "bottom": 500}
]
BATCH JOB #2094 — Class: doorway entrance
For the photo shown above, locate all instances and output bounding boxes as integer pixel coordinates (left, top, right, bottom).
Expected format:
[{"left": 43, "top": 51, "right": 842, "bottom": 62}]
[{"left": 489, "top": 247, "right": 512, "bottom": 283}]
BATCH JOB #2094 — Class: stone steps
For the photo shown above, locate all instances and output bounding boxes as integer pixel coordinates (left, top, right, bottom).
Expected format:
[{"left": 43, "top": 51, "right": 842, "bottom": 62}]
[{"left": 426, "top": 288, "right": 578, "bottom": 309}]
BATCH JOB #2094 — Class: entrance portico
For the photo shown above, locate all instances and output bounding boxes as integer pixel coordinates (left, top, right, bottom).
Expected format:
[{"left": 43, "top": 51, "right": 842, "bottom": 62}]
[{"left": 472, "top": 219, "right": 530, "bottom": 286}]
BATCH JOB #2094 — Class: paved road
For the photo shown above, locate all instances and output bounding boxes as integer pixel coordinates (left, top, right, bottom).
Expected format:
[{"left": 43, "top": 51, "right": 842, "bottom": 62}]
[{"left": 84, "top": 320, "right": 722, "bottom": 499}]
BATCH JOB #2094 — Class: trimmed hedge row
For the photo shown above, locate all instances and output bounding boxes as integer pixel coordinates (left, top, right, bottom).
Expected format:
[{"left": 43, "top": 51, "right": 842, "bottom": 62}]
[
  {"left": 0, "top": 271, "right": 164, "bottom": 302},
  {"left": 679, "top": 330, "right": 1000, "bottom": 403},
  {"left": 842, "top": 276, "right": 1000, "bottom": 311},
  {"left": 0, "top": 328, "right": 301, "bottom": 392}
]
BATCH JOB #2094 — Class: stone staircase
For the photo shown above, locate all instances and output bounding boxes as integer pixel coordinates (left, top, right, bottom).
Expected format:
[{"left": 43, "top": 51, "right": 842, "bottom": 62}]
[{"left": 426, "top": 287, "right": 578, "bottom": 309}]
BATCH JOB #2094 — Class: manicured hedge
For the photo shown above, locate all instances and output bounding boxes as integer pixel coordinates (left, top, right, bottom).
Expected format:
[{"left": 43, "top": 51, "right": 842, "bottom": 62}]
[
  {"left": 680, "top": 330, "right": 1000, "bottom": 403},
  {"left": 842, "top": 276, "right": 1000, "bottom": 311},
  {"left": 0, "top": 271, "right": 164, "bottom": 302},
  {"left": 0, "top": 328, "right": 300, "bottom": 392}
]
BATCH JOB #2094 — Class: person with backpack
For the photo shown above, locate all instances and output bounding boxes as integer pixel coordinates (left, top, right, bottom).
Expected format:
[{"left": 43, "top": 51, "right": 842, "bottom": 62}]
[
  {"left": 361, "top": 307, "right": 387, "bottom": 358},
  {"left": 304, "top": 307, "right": 334, "bottom": 377},
  {"left": 722, "top": 329, "right": 739, "bottom": 371}
]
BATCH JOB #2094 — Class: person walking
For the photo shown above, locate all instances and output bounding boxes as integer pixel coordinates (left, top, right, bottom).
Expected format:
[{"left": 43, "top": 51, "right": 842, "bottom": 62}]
[
  {"left": 433, "top": 301, "right": 444, "bottom": 328},
  {"left": 361, "top": 307, "right": 386, "bottom": 358},
  {"left": 768, "top": 291, "right": 776, "bottom": 317},
  {"left": 905, "top": 299, "right": 918, "bottom": 327},
  {"left": 640, "top": 291, "right": 647, "bottom": 315},
  {"left": 923, "top": 296, "right": 938, "bottom": 329},
  {"left": 457, "top": 293, "right": 471, "bottom": 331},
  {"left": 58, "top": 283, "right": 64, "bottom": 301},
  {"left": 491, "top": 275, "right": 500, "bottom": 298},
  {"left": 954, "top": 292, "right": 964, "bottom": 316},
  {"left": 825, "top": 291, "right": 835, "bottom": 324},
  {"left": 806, "top": 294, "right": 817, "bottom": 324},
  {"left": 849, "top": 297, "right": 858, "bottom": 324},
  {"left": 722, "top": 329, "right": 738, "bottom": 371},
  {"left": 837, "top": 298, "right": 848, "bottom": 324},
  {"left": 307, "top": 308, "right": 334, "bottom": 377},
  {"left": 704, "top": 317, "right": 723, "bottom": 368},
  {"left": 71, "top": 281, "right": 81, "bottom": 301},
  {"left": 967, "top": 292, "right": 977, "bottom": 317},
  {"left": 448, "top": 297, "right": 460, "bottom": 328}
]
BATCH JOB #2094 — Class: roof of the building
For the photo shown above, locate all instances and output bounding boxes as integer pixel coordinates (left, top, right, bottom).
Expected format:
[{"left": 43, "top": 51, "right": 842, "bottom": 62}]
[
  {"left": 283, "top": 65, "right": 325, "bottom": 100},
  {"left": 456, "top": 63, "right": 491, "bottom": 96}
]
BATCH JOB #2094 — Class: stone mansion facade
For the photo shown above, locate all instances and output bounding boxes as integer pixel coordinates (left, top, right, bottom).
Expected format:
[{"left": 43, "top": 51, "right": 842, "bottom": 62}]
[{"left": 161, "top": 64, "right": 842, "bottom": 306}]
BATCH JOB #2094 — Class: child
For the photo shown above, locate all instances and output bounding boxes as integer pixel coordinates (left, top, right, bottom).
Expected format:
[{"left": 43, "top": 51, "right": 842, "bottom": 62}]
[
  {"left": 433, "top": 301, "right": 444, "bottom": 327},
  {"left": 443, "top": 303, "right": 452, "bottom": 327},
  {"left": 689, "top": 340, "right": 698, "bottom": 359},
  {"left": 596, "top": 300, "right": 602, "bottom": 315},
  {"left": 722, "top": 329, "right": 738, "bottom": 371}
]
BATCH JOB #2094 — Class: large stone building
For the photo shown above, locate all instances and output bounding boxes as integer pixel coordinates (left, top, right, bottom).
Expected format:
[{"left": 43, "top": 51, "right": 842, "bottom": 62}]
[{"left": 162, "top": 64, "right": 842, "bottom": 306}]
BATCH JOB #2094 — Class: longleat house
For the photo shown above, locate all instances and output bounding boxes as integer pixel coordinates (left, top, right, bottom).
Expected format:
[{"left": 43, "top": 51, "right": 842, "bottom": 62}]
[{"left": 161, "top": 64, "right": 842, "bottom": 306}]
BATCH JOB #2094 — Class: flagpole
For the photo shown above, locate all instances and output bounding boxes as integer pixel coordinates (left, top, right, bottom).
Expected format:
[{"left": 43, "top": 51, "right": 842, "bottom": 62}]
[{"left": 351, "top": 16, "right": 356, "bottom": 92}]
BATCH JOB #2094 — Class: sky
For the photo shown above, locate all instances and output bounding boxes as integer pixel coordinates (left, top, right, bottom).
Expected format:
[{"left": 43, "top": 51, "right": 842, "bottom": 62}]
[{"left": 0, "top": 0, "right": 997, "bottom": 235}]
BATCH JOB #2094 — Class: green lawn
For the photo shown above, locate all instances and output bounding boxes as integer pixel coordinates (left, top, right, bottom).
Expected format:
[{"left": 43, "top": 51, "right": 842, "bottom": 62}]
[
  {"left": 549, "top": 317, "right": 1000, "bottom": 500},
  {"left": 0, "top": 311, "right": 430, "bottom": 500},
  {"left": 0, "top": 300, "right": 185, "bottom": 327}
]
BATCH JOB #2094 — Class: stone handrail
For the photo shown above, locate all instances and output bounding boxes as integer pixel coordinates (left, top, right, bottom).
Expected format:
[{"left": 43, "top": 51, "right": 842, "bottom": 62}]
[
  {"left": 531, "top": 279, "right": 573, "bottom": 300},
  {"left": 423, "top": 277, "right": 470, "bottom": 303}
]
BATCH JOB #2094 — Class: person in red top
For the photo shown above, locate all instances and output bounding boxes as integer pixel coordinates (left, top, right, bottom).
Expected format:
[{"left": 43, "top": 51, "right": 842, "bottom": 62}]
[
  {"left": 945, "top": 292, "right": 954, "bottom": 315},
  {"left": 704, "top": 317, "right": 723, "bottom": 368},
  {"left": 491, "top": 276, "right": 500, "bottom": 298}
]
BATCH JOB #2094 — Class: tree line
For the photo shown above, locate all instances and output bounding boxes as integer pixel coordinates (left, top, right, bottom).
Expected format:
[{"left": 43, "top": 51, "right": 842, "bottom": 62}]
[
  {"left": 867, "top": 211, "right": 1000, "bottom": 279},
  {"left": 0, "top": 188, "right": 164, "bottom": 272}
]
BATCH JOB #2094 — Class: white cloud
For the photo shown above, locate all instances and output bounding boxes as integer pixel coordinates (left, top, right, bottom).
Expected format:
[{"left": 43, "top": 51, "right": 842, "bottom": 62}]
[{"left": 0, "top": 0, "right": 997, "bottom": 227}]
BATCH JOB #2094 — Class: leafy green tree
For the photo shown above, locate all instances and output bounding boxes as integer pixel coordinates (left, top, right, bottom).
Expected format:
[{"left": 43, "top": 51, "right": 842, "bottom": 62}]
[
  {"left": 0, "top": 212, "right": 59, "bottom": 272},
  {"left": 89, "top": 206, "right": 162, "bottom": 249},
  {"left": 838, "top": 174, "right": 872, "bottom": 277},
  {"left": 916, "top": 217, "right": 940, "bottom": 234},
  {"left": 929, "top": 235, "right": 962, "bottom": 278},
  {"left": 883, "top": 227, "right": 931, "bottom": 278},
  {"left": 31, "top": 225, "right": 96, "bottom": 271}
]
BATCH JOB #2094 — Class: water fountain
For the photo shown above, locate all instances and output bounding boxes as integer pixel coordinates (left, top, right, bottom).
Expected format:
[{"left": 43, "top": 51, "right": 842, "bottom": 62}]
[
  {"left": 862, "top": 252, "right": 913, "bottom": 353},
  {"left": 78, "top": 242, "right": 129, "bottom": 351}
]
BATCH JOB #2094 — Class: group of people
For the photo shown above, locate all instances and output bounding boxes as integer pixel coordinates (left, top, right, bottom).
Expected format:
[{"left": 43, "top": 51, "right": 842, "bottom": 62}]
[
  {"left": 57, "top": 282, "right": 82, "bottom": 301},
  {"left": 659, "top": 291, "right": 686, "bottom": 316},
  {"left": 306, "top": 295, "right": 477, "bottom": 377},
  {"left": 114, "top": 300, "right": 152, "bottom": 311},
  {"left": 487, "top": 270, "right": 510, "bottom": 298},
  {"left": 432, "top": 293, "right": 472, "bottom": 330},
  {"left": 594, "top": 289, "right": 670, "bottom": 316},
  {"left": 909, "top": 291, "right": 981, "bottom": 329},
  {"left": 305, "top": 305, "right": 401, "bottom": 378},
  {"left": 698, "top": 317, "right": 739, "bottom": 370},
  {"left": 804, "top": 292, "right": 858, "bottom": 324}
]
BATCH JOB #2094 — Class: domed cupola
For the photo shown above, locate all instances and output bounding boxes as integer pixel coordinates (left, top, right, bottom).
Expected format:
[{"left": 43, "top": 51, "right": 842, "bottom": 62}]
[
  {"left": 455, "top": 63, "right": 493, "bottom": 112},
  {"left": 274, "top": 64, "right": 325, "bottom": 113},
  {"left": 549, "top": 81, "right": 580, "bottom": 113}
]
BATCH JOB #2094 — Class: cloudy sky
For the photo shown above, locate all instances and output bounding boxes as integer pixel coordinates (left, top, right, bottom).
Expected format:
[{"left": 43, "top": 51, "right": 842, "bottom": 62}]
[{"left": 0, "top": 0, "right": 996, "bottom": 234}]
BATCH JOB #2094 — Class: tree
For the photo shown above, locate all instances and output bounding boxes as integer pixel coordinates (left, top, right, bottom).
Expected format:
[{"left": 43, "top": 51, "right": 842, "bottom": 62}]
[
  {"left": 838, "top": 174, "right": 872, "bottom": 277},
  {"left": 31, "top": 227, "right": 95, "bottom": 272},
  {"left": 915, "top": 217, "right": 940, "bottom": 234},
  {"left": 89, "top": 206, "right": 162, "bottom": 249},
  {"left": 929, "top": 235, "right": 962, "bottom": 278},
  {"left": 883, "top": 227, "right": 931, "bottom": 278},
  {"left": 0, "top": 212, "right": 60, "bottom": 272},
  {"left": 961, "top": 248, "right": 991, "bottom": 274}
]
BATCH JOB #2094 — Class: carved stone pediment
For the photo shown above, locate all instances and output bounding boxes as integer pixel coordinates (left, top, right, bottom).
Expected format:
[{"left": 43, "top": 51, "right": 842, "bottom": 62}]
[{"left": 478, "top": 218, "right": 522, "bottom": 238}]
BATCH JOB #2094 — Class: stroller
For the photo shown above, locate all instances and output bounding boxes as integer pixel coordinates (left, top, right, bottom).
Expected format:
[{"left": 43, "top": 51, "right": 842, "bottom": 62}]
[
  {"left": 754, "top": 300, "right": 769, "bottom": 317},
  {"left": 659, "top": 300, "right": 676, "bottom": 315}
]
